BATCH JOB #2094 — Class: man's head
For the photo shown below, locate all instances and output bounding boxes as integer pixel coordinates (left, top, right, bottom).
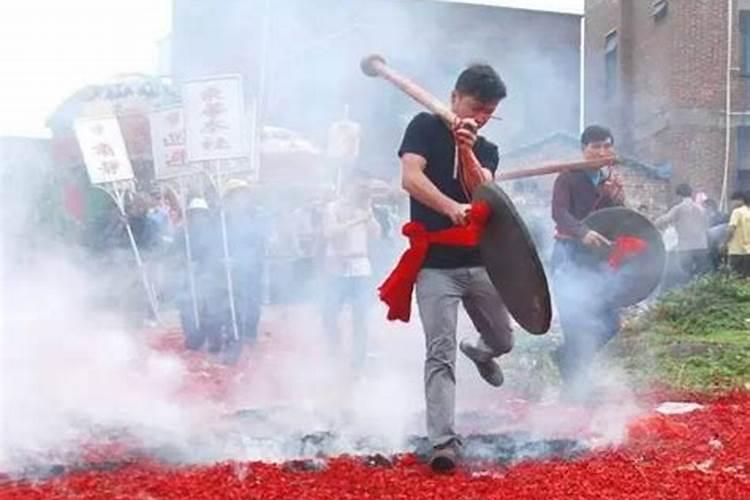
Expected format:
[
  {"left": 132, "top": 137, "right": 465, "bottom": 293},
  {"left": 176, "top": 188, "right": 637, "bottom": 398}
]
[
  {"left": 580, "top": 125, "right": 615, "bottom": 162},
  {"left": 223, "top": 178, "right": 253, "bottom": 212},
  {"left": 730, "top": 190, "right": 749, "bottom": 208},
  {"left": 451, "top": 64, "right": 506, "bottom": 129},
  {"left": 675, "top": 183, "right": 692, "bottom": 198}
]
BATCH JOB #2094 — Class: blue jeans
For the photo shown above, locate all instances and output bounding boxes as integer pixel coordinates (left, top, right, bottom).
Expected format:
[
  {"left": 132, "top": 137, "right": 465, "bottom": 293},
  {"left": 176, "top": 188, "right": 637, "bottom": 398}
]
[{"left": 323, "top": 275, "right": 370, "bottom": 369}]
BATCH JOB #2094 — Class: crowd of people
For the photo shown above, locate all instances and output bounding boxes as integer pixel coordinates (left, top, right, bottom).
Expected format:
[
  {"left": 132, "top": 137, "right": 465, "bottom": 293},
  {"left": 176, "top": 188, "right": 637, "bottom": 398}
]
[
  {"left": 654, "top": 183, "right": 750, "bottom": 286},
  {"left": 81, "top": 172, "right": 402, "bottom": 365}
]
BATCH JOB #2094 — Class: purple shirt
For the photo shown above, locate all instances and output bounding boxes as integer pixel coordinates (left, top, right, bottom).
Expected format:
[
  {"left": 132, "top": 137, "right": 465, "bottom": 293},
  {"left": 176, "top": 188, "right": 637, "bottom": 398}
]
[{"left": 552, "top": 170, "right": 621, "bottom": 239}]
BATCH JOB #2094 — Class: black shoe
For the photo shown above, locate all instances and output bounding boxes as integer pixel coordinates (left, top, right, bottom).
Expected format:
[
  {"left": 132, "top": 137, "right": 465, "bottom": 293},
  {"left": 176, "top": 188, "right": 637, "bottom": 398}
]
[
  {"left": 430, "top": 442, "right": 459, "bottom": 473},
  {"left": 459, "top": 340, "right": 504, "bottom": 387}
]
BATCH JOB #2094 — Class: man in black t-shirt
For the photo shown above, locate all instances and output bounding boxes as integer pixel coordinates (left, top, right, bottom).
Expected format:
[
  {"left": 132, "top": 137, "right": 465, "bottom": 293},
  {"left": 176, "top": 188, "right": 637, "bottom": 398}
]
[{"left": 398, "top": 64, "right": 511, "bottom": 472}]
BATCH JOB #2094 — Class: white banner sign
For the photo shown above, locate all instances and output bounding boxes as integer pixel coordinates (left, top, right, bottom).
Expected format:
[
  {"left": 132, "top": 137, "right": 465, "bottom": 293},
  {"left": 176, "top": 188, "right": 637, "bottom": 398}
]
[
  {"left": 74, "top": 116, "right": 135, "bottom": 184},
  {"left": 150, "top": 106, "right": 195, "bottom": 179},
  {"left": 183, "top": 75, "right": 249, "bottom": 162},
  {"left": 327, "top": 119, "right": 361, "bottom": 160}
]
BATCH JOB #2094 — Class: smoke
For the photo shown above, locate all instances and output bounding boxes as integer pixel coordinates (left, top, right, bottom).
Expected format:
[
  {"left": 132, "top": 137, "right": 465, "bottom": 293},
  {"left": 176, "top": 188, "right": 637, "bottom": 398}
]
[
  {"left": 0, "top": 0, "right": 652, "bottom": 477},
  {"left": 173, "top": 0, "right": 582, "bottom": 179},
  {"left": 0, "top": 247, "right": 218, "bottom": 473}
]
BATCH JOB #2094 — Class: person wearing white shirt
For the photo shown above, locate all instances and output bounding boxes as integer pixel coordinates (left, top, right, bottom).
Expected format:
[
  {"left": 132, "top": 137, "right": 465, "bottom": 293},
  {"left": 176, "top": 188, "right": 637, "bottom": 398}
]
[
  {"left": 322, "top": 173, "right": 379, "bottom": 370},
  {"left": 655, "top": 183, "right": 710, "bottom": 285}
]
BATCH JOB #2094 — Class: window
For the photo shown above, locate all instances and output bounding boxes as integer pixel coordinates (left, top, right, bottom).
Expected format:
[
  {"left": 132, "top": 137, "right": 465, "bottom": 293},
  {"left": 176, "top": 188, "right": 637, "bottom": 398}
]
[
  {"left": 736, "top": 127, "right": 750, "bottom": 190},
  {"left": 736, "top": 126, "right": 750, "bottom": 171},
  {"left": 605, "top": 30, "right": 618, "bottom": 97},
  {"left": 652, "top": 0, "right": 668, "bottom": 21},
  {"left": 741, "top": 11, "right": 750, "bottom": 76}
]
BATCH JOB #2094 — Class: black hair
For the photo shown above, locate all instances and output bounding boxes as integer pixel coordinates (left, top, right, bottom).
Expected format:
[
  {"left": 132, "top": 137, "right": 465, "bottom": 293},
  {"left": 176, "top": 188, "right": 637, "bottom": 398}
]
[
  {"left": 730, "top": 190, "right": 749, "bottom": 204},
  {"left": 580, "top": 125, "right": 614, "bottom": 146},
  {"left": 454, "top": 64, "right": 507, "bottom": 104},
  {"left": 675, "top": 183, "right": 692, "bottom": 198}
]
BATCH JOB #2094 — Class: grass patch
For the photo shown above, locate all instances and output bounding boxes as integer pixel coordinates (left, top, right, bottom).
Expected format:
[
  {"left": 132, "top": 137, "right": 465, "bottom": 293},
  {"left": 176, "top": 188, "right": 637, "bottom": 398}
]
[{"left": 616, "top": 274, "right": 750, "bottom": 391}]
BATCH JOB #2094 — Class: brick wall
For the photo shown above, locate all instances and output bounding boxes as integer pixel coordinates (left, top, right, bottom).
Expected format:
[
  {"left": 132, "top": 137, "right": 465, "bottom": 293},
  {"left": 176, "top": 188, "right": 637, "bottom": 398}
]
[{"left": 585, "top": 0, "right": 749, "bottom": 203}]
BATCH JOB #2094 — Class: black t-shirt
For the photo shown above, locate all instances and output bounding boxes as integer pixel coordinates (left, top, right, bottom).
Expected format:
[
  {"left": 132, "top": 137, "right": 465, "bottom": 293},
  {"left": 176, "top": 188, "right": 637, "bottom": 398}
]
[{"left": 398, "top": 112, "right": 499, "bottom": 268}]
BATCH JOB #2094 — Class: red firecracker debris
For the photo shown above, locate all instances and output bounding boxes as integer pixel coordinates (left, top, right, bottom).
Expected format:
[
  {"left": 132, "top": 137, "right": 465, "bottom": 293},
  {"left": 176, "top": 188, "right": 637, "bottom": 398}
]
[{"left": 2, "top": 330, "right": 749, "bottom": 499}]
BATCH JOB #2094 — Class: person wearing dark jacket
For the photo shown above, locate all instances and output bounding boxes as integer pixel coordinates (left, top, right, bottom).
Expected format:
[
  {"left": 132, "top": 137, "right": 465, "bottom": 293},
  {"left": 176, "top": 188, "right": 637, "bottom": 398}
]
[
  {"left": 220, "top": 180, "right": 270, "bottom": 363},
  {"left": 550, "top": 125, "right": 624, "bottom": 400},
  {"left": 169, "top": 197, "right": 225, "bottom": 352}
]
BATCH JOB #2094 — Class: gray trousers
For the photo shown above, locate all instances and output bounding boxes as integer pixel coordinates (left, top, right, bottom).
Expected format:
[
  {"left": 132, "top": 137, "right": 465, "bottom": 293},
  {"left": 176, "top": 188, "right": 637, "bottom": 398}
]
[{"left": 415, "top": 267, "right": 513, "bottom": 447}]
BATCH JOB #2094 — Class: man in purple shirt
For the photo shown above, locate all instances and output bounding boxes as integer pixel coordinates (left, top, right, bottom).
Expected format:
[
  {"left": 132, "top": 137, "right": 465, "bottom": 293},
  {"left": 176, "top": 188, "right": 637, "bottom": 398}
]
[{"left": 550, "top": 125, "right": 624, "bottom": 401}]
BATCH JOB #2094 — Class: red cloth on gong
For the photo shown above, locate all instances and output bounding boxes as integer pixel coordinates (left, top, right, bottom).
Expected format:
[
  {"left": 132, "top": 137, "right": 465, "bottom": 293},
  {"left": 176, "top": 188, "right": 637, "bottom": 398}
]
[{"left": 608, "top": 235, "right": 648, "bottom": 269}]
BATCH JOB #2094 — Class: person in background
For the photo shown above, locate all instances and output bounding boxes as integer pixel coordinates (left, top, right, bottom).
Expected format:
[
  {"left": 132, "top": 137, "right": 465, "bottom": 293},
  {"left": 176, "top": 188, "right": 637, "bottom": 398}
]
[
  {"left": 655, "top": 183, "right": 710, "bottom": 283},
  {"left": 222, "top": 179, "right": 270, "bottom": 363},
  {"left": 724, "top": 191, "right": 750, "bottom": 278},
  {"left": 704, "top": 198, "right": 729, "bottom": 227},
  {"left": 550, "top": 124, "right": 624, "bottom": 401},
  {"left": 694, "top": 191, "right": 708, "bottom": 211},
  {"left": 703, "top": 198, "right": 729, "bottom": 271},
  {"left": 169, "top": 197, "right": 225, "bottom": 352},
  {"left": 321, "top": 171, "right": 379, "bottom": 371}
]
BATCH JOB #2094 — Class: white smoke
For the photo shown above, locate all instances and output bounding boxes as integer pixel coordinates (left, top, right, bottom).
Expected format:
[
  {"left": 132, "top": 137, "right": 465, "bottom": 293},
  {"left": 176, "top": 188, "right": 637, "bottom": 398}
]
[{"left": 0, "top": 0, "right": 651, "bottom": 476}]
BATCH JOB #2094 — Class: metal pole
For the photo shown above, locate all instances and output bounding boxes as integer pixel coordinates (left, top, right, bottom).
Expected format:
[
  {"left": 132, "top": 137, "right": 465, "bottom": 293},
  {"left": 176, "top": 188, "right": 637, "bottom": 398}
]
[
  {"left": 111, "top": 183, "right": 160, "bottom": 323},
  {"left": 258, "top": 0, "right": 272, "bottom": 124},
  {"left": 720, "top": 0, "right": 734, "bottom": 211},
  {"left": 214, "top": 164, "right": 240, "bottom": 341},
  {"left": 579, "top": 14, "right": 586, "bottom": 134},
  {"left": 177, "top": 179, "right": 201, "bottom": 331}
]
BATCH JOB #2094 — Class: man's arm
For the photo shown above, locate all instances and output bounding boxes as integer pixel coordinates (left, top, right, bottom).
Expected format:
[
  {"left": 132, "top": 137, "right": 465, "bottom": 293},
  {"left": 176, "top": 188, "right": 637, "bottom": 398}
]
[
  {"left": 323, "top": 205, "right": 372, "bottom": 239},
  {"left": 654, "top": 205, "right": 678, "bottom": 230},
  {"left": 552, "top": 175, "right": 610, "bottom": 247},
  {"left": 600, "top": 172, "right": 626, "bottom": 207},
  {"left": 455, "top": 121, "right": 495, "bottom": 191},
  {"left": 401, "top": 153, "right": 470, "bottom": 226},
  {"left": 723, "top": 208, "right": 740, "bottom": 248},
  {"left": 551, "top": 175, "right": 586, "bottom": 238}
]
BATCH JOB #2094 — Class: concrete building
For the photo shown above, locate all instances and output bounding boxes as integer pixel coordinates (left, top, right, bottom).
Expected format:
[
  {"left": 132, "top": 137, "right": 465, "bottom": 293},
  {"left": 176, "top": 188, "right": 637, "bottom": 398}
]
[{"left": 584, "top": 0, "right": 750, "bottom": 205}]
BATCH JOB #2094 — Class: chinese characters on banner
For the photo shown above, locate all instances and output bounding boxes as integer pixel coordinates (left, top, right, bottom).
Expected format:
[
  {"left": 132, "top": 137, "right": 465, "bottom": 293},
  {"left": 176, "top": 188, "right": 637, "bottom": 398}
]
[
  {"left": 182, "top": 75, "right": 249, "bottom": 163},
  {"left": 150, "top": 106, "right": 195, "bottom": 179},
  {"left": 74, "top": 116, "right": 135, "bottom": 184}
]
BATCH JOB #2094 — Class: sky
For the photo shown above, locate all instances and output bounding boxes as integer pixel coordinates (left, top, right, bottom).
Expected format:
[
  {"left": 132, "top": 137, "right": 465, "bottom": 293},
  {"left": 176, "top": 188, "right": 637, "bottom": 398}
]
[
  {"left": 440, "top": 0, "right": 583, "bottom": 15},
  {"left": 0, "top": 1, "right": 172, "bottom": 137},
  {"left": 0, "top": 0, "right": 582, "bottom": 137}
]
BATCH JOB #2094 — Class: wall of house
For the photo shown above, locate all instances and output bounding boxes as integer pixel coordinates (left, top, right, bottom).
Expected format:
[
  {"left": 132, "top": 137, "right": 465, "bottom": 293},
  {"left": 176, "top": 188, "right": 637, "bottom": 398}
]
[{"left": 585, "top": 0, "right": 748, "bottom": 202}]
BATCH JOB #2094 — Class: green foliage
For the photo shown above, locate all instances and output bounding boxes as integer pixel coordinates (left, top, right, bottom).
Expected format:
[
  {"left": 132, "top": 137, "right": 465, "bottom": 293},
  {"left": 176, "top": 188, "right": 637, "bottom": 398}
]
[
  {"left": 617, "top": 274, "right": 750, "bottom": 391},
  {"left": 651, "top": 274, "right": 750, "bottom": 335}
]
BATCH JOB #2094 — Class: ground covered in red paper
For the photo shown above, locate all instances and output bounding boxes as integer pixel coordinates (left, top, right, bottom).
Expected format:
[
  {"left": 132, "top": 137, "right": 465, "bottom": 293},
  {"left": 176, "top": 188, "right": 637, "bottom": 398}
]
[{"left": 1, "top": 390, "right": 748, "bottom": 499}]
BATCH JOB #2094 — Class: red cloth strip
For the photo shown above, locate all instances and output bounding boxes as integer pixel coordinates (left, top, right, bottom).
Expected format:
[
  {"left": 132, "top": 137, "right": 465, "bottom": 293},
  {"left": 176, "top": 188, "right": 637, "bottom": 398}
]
[
  {"left": 608, "top": 235, "right": 648, "bottom": 269},
  {"left": 378, "top": 202, "right": 491, "bottom": 322}
]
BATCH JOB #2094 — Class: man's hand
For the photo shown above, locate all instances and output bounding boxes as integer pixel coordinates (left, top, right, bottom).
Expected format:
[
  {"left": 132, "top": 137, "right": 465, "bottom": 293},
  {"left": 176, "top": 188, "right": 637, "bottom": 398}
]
[
  {"left": 454, "top": 118, "right": 478, "bottom": 149},
  {"left": 444, "top": 201, "right": 472, "bottom": 226},
  {"left": 602, "top": 171, "right": 625, "bottom": 204},
  {"left": 582, "top": 230, "right": 612, "bottom": 248}
]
